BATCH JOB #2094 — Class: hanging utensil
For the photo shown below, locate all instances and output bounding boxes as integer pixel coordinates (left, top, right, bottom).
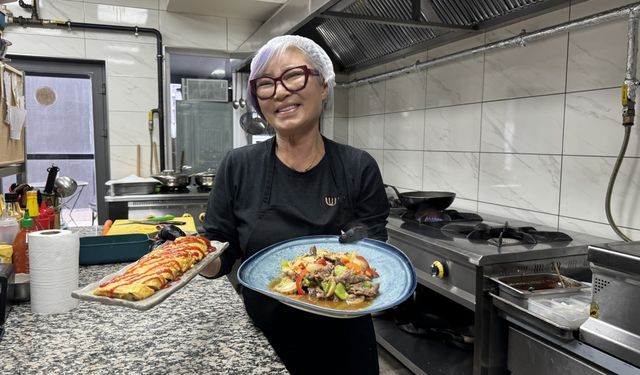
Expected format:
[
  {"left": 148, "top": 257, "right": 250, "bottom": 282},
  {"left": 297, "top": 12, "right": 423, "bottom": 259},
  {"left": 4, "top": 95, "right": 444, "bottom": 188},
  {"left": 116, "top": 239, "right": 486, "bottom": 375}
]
[
  {"left": 240, "top": 111, "right": 269, "bottom": 135},
  {"left": 232, "top": 72, "right": 240, "bottom": 110},
  {"left": 238, "top": 73, "right": 246, "bottom": 108}
]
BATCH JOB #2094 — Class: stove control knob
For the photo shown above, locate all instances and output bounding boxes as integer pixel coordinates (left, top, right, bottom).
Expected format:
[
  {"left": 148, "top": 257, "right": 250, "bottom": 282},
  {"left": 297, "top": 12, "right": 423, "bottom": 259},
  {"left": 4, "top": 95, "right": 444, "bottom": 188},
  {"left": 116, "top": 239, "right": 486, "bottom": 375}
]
[{"left": 431, "top": 260, "right": 447, "bottom": 279}]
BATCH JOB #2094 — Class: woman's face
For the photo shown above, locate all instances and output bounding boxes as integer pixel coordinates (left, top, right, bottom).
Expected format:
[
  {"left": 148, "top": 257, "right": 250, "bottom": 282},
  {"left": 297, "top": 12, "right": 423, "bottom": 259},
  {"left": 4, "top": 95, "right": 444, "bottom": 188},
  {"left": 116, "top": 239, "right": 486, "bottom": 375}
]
[{"left": 257, "top": 48, "right": 328, "bottom": 135}]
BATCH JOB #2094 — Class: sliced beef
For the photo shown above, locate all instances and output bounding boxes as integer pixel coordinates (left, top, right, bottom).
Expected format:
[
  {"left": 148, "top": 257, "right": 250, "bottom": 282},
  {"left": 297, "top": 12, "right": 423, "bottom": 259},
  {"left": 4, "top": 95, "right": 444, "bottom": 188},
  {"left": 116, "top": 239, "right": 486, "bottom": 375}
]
[{"left": 348, "top": 282, "right": 380, "bottom": 298}]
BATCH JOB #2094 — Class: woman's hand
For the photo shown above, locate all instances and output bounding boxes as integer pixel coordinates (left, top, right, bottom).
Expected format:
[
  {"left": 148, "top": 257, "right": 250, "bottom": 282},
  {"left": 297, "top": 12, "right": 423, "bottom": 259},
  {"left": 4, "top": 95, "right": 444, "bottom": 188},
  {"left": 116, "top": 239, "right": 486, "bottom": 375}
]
[{"left": 200, "top": 257, "right": 222, "bottom": 278}]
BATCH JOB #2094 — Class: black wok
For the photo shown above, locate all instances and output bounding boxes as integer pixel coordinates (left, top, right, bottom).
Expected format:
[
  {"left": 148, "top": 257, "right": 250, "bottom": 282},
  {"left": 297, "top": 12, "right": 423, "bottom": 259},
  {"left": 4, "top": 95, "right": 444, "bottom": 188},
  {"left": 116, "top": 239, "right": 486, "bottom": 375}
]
[{"left": 385, "top": 184, "right": 456, "bottom": 212}]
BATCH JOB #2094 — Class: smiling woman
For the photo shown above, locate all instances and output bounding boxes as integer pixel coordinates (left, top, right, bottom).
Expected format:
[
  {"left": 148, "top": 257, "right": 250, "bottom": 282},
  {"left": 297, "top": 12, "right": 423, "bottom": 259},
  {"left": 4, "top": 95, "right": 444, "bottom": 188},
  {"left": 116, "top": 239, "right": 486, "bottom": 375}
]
[{"left": 201, "top": 35, "right": 390, "bottom": 375}]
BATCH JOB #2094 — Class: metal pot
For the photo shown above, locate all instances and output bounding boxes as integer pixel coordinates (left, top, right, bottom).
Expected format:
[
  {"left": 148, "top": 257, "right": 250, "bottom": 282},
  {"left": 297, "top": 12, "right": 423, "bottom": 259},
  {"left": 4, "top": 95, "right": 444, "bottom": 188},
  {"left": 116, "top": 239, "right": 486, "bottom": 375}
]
[
  {"left": 151, "top": 170, "right": 191, "bottom": 188},
  {"left": 385, "top": 184, "right": 456, "bottom": 212},
  {"left": 191, "top": 169, "right": 215, "bottom": 188}
]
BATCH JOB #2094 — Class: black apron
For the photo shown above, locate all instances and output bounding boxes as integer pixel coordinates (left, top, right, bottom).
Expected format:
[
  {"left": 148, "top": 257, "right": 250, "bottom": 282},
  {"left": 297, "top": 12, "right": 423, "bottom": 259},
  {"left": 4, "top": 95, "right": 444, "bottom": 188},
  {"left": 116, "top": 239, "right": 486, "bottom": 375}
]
[{"left": 241, "top": 139, "right": 379, "bottom": 375}]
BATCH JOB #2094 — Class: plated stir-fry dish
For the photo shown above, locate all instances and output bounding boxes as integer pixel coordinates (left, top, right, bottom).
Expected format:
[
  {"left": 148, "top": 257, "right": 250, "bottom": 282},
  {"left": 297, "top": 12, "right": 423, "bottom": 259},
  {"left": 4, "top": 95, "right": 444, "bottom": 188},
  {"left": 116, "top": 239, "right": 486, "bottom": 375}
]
[
  {"left": 269, "top": 245, "right": 380, "bottom": 309},
  {"left": 93, "top": 236, "right": 215, "bottom": 301}
]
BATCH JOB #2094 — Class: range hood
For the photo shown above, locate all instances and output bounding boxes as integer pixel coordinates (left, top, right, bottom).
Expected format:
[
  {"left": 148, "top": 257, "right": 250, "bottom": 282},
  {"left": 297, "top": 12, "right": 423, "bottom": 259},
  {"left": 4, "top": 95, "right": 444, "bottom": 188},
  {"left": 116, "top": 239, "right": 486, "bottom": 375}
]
[{"left": 236, "top": 0, "right": 573, "bottom": 73}]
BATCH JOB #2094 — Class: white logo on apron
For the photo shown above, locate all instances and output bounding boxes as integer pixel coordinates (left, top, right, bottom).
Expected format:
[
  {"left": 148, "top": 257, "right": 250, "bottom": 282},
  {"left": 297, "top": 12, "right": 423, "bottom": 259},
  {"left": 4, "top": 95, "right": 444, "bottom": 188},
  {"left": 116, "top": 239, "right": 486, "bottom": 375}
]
[{"left": 324, "top": 196, "right": 337, "bottom": 207}]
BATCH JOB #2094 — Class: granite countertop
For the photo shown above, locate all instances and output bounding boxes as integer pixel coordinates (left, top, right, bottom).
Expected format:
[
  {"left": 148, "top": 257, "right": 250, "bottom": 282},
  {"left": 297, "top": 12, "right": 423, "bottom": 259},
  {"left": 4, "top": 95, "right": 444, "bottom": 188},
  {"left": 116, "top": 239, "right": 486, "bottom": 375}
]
[{"left": 2, "top": 263, "right": 288, "bottom": 375}]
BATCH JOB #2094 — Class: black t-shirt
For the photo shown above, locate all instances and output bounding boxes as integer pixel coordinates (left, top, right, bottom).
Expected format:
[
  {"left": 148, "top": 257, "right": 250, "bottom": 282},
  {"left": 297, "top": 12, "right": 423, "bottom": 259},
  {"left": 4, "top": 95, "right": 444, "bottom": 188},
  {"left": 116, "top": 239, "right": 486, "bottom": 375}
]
[{"left": 203, "top": 137, "right": 389, "bottom": 277}]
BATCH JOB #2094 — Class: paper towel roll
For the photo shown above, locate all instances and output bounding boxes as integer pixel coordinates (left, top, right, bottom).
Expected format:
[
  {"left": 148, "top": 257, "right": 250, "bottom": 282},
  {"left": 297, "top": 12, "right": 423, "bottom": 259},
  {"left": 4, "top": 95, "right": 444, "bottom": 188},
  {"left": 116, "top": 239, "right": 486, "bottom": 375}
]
[{"left": 28, "top": 229, "right": 80, "bottom": 314}]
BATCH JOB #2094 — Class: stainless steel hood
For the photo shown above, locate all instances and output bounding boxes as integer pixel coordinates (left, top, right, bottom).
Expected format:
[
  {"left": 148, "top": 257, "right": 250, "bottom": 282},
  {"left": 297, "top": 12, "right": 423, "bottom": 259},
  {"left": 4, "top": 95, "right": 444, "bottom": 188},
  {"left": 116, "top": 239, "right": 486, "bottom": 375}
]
[{"left": 237, "top": 0, "right": 575, "bottom": 73}]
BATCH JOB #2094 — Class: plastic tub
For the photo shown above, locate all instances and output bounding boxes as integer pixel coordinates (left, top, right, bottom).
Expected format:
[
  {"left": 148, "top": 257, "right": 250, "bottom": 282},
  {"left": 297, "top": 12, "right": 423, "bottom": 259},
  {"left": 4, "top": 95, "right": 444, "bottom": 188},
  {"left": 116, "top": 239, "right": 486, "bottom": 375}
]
[
  {"left": 79, "top": 234, "right": 151, "bottom": 265},
  {"left": 528, "top": 293, "right": 591, "bottom": 329}
]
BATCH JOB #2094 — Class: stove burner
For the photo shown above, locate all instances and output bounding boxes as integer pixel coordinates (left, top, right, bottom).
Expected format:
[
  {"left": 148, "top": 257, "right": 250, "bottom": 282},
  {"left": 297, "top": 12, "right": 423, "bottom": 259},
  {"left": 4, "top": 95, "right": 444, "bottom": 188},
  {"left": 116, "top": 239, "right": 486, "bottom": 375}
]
[
  {"left": 441, "top": 222, "right": 573, "bottom": 247},
  {"left": 401, "top": 209, "right": 483, "bottom": 227}
]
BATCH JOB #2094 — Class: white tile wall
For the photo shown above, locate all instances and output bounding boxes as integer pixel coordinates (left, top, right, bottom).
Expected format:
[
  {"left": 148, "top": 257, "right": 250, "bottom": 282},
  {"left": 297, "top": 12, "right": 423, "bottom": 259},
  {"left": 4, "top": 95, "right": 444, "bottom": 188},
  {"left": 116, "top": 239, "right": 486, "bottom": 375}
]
[
  {"left": 384, "top": 111, "right": 425, "bottom": 150},
  {"left": 344, "top": 0, "right": 640, "bottom": 240},
  {"left": 5, "top": 1, "right": 261, "bottom": 181}
]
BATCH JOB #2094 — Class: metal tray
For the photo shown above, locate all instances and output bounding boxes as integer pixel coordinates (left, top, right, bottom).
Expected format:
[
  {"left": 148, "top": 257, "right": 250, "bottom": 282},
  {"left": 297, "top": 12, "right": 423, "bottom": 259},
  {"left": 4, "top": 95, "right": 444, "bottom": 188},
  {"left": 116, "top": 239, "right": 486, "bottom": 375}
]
[
  {"left": 109, "top": 181, "right": 158, "bottom": 196},
  {"left": 491, "top": 273, "right": 587, "bottom": 308}
]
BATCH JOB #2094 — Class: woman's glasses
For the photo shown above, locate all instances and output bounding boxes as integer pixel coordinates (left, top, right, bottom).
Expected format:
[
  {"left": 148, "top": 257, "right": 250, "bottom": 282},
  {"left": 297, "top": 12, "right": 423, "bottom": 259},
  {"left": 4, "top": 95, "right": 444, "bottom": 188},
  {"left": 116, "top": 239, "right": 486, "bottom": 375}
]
[{"left": 250, "top": 65, "right": 320, "bottom": 100}]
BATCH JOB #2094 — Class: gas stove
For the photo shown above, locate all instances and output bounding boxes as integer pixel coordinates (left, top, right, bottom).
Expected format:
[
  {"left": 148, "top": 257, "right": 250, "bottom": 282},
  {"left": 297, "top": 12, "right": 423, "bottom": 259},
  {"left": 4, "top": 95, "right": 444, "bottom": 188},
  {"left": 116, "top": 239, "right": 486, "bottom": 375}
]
[{"left": 386, "top": 211, "right": 610, "bottom": 309}]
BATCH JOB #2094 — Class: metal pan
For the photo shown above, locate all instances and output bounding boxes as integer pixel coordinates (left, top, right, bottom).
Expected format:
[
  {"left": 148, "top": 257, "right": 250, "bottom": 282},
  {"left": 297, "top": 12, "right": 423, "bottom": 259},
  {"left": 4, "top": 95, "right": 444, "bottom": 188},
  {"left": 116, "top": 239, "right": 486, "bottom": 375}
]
[{"left": 385, "top": 184, "right": 456, "bottom": 212}]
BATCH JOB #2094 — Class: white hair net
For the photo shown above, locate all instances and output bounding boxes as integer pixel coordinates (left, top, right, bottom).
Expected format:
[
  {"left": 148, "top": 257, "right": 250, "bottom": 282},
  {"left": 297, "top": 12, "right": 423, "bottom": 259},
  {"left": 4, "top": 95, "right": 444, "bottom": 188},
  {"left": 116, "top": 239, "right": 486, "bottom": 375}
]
[{"left": 247, "top": 35, "right": 335, "bottom": 120}]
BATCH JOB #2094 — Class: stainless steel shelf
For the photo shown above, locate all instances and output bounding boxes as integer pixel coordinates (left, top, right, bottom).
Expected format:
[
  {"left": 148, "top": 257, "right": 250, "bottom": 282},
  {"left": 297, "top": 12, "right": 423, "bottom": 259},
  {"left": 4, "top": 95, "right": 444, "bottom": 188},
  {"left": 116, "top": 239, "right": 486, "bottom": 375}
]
[{"left": 373, "top": 315, "right": 473, "bottom": 375}]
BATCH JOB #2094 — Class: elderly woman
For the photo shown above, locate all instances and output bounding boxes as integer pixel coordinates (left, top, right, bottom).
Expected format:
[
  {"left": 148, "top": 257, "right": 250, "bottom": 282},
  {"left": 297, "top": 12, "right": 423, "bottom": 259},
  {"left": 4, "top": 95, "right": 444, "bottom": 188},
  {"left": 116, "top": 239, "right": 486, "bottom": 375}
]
[{"left": 201, "top": 35, "right": 389, "bottom": 374}]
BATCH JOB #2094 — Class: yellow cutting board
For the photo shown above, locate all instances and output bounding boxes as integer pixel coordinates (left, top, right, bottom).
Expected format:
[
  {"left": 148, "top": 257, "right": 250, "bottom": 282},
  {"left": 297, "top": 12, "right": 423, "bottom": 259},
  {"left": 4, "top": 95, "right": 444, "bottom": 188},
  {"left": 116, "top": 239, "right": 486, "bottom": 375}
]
[{"left": 107, "top": 215, "right": 197, "bottom": 235}]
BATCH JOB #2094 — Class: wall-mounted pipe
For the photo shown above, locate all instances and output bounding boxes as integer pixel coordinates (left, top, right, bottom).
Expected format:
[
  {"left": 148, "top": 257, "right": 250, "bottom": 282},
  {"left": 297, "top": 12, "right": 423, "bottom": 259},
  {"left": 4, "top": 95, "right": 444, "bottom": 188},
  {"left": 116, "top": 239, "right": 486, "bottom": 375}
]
[
  {"left": 6, "top": 15, "right": 167, "bottom": 171},
  {"left": 605, "top": 8, "right": 639, "bottom": 242},
  {"left": 337, "top": 2, "right": 640, "bottom": 88}
]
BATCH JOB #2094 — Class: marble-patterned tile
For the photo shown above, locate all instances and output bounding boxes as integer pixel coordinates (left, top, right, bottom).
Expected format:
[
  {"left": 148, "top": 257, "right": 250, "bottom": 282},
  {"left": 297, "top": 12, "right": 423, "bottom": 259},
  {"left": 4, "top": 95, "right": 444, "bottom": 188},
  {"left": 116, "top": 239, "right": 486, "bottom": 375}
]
[
  {"left": 426, "top": 55, "right": 484, "bottom": 108},
  {"left": 385, "top": 71, "right": 427, "bottom": 113},
  {"left": 353, "top": 82, "right": 385, "bottom": 117},
  {"left": 3, "top": 32, "right": 85, "bottom": 58},
  {"left": 481, "top": 95, "right": 564, "bottom": 154},
  {"left": 564, "top": 88, "right": 640, "bottom": 157},
  {"left": 348, "top": 87, "right": 356, "bottom": 117},
  {"left": 423, "top": 151, "right": 479, "bottom": 200},
  {"left": 478, "top": 203, "right": 559, "bottom": 228},
  {"left": 384, "top": 111, "right": 425, "bottom": 150},
  {"left": 426, "top": 34, "right": 485, "bottom": 108},
  {"left": 486, "top": 7, "right": 569, "bottom": 42},
  {"left": 483, "top": 35, "right": 568, "bottom": 101},
  {"left": 558, "top": 217, "right": 634, "bottom": 241},
  {"left": 347, "top": 117, "right": 354, "bottom": 146},
  {"left": 320, "top": 117, "right": 334, "bottom": 140},
  {"left": 83, "top": 3, "right": 159, "bottom": 44},
  {"left": 109, "top": 111, "right": 158, "bottom": 146},
  {"left": 479, "top": 153, "right": 561, "bottom": 214},
  {"left": 449, "top": 198, "right": 478, "bottom": 213},
  {"left": 3, "top": 0, "right": 84, "bottom": 38},
  {"left": 334, "top": 118, "right": 349, "bottom": 145},
  {"left": 110, "top": 145, "right": 153, "bottom": 178},
  {"left": 351, "top": 63, "right": 387, "bottom": 80},
  {"left": 107, "top": 76, "right": 158, "bottom": 112},
  {"left": 228, "top": 18, "right": 262, "bottom": 52},
  {"left": 569, "top": 0, "right": 637, "bottom": 19},
  {"left": 365, "top": 149, "right": 384, "bottom": 173},
  {"left": 84, "top": 3, "right": 159, "bottom": 27},
  {"left": 560, "top": 156, "right": 640, "bottom": 229},
  {"left": 425, "top": 103, "right": 481, "bottom": 152},
  {"left": 353, "top": 115, "right": 384, "bottom": 149},
  {"left": 159, "top": 11, "right": 227, "bottom": 50},
  {"left": 86, "top": 40, "right": 157, "bottom": 78},
  {"left": 334, "top": 87, "right": 349, "bottom": 118},
  {"left": 384, "top": 50, "right": 428, "bottom": 71},
  {"left": 567, "top": 19, "right": 631, "bottom": 92},
  {"left": 84, "top": 0, "right": 159, "bottom": 10},
  {"left": 382, "top": 150, "right": 423, "bottom": 190}
]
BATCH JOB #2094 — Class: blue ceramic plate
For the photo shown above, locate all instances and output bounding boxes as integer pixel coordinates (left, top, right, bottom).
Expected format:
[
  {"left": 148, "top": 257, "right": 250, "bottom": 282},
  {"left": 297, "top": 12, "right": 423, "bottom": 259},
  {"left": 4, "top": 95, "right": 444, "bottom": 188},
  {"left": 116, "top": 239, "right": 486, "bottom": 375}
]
[{"left": 237, "top": 235, "right": 416, "bottom": 318}]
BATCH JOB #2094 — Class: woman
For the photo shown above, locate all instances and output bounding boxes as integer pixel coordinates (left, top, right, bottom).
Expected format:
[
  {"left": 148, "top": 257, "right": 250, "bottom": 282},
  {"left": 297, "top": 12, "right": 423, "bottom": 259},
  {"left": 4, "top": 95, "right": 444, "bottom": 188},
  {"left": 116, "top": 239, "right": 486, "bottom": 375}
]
[{"left": 201, "top": 35, "right": 389, "bottom": 375}]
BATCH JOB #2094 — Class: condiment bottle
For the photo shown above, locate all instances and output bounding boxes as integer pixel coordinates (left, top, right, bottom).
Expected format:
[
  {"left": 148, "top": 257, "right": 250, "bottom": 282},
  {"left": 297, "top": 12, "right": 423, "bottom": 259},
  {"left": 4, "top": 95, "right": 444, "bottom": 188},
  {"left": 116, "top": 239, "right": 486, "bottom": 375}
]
[
  {"left": 0, "top": 195, "right": 20, "bottom": 245},
  {"left": 26, "top": 191, "right": 44, "bottom": 230},
  {"left": 0, "top": 193, "right": 5, "bottom": 214},
  {"left": 12, "top": 211, "right": 35, "bottom": 274},
  {"left": 0, "top": 244, "right": 12, "bottom": 264},
  {"left": 4, "top": 193, "right": 23, "bottom": 221},
  {"left": 37, "top": 201, "right": 51, "bottom": 230}
]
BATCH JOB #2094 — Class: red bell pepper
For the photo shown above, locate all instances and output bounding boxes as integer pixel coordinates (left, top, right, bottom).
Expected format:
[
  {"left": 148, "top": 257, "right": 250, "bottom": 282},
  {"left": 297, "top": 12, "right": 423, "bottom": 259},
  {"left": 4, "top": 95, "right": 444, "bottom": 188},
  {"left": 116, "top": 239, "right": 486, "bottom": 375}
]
[{"left": 296, "top": 269, "right": 307, "bottom": 295}]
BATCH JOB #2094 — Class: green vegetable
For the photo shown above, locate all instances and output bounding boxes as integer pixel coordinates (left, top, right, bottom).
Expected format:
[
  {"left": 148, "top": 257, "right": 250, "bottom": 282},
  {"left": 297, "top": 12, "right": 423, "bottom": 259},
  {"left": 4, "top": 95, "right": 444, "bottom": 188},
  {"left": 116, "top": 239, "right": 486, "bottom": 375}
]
[
  {"left": 302, "top": 278, "right": 317, "bottom": 287},
  {"left": 321, "top": 281, "right": 330, "bottom": 294},
  {"left": 334, "top": 282, "right": 349, "bottom": 300},
  {"left": 334, "top": 265, "right": 347, "bottom": 276},
  {"left": 363, "top": 280, "right": 371, "bottom": 288},
  {"left": 281, "top": 260, "right": 289, "bottom": 268}
]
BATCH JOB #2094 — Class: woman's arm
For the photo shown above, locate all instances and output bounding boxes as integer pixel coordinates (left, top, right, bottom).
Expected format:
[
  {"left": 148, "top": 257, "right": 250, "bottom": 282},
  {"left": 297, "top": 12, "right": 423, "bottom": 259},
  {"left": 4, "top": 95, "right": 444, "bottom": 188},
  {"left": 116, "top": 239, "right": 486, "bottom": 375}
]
[{"left": 201, "top": 153, "right": 242, "bottom": 278}]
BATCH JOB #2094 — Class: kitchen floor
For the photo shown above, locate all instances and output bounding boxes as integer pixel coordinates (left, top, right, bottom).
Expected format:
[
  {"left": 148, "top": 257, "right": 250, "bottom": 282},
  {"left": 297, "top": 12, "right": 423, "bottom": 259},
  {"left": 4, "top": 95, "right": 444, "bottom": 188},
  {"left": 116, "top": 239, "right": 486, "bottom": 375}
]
[{"left": 379, "top": 345, "right": 413, "bottom": 374}]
